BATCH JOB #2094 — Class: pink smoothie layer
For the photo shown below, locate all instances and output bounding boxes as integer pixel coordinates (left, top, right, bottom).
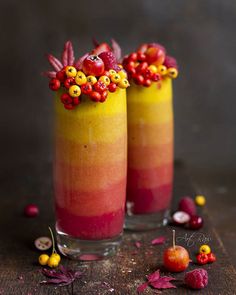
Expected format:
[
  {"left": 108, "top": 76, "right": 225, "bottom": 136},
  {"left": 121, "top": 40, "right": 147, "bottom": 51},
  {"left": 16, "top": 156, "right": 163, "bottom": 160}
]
[
  {"left": 127, "top": 183, "right": 172, "bottom": 214},
  {"left": 56, "top": 206, "right": 124, "bottom": 239}
]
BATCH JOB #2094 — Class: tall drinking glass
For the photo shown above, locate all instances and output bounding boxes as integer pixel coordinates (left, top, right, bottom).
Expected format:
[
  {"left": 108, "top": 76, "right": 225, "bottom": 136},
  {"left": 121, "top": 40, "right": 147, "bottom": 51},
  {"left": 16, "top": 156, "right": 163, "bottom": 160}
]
[
  {"left": 54, "top": 88, "right": 127, "bottom": 260},
  {"left": 126, "top": 78, "right": 173, "bottom": 230}
]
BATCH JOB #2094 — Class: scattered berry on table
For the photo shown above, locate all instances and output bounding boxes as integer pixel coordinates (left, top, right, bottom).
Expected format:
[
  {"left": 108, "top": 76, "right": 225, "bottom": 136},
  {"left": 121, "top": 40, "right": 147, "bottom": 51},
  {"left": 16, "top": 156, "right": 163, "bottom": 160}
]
[
  {"left": 196, "top": 253, "right": 209, "bottom": 265},
  {"left": 199, "top": 244, "right": 211, "bottom": 255},
  {"left": 47, "top": 256, "right": 59, "bottom": 268},
  {"left": 39, "top": 254, "right": 50, "bottom": 266},
  {"left": 34, "top": 237, "right": 52, "bottom": 251},
  {"left": 195, "top": 195, "right": 206, "bottom": 206},
  {"left": 178, "top": 196, "right": 196, "bottom": 216},
  {"left": 184, "top": 268, "right": 208, "bottom": 289},
  {"left": 189, "top": 215, "right": 204, "bottom": 230},
  {"left": 207, "top": 252, "right": 216, "bottom": 263},
  {"left": 24, "top": 204, "right": 39, "bottom": 217},
  {"left": 172, "top": 211, "right": 191, "bottom": 225}
]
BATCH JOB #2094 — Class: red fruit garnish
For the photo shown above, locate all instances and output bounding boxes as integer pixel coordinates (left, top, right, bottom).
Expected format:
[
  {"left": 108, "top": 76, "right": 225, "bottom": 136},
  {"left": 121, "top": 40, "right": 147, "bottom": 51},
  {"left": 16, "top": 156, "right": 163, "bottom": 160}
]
[
  {"left": 64, "top": 103, "right": 75, "bottom": 110},
  {"left": 134, "top": 74, "right": 144, "bottom": 85},
  {"left": 143, "top": 79, "right": 152, "bottom": 87},
  {"left": 92, "top": 42, "right": 111, "bottom": 55},
  {"left": 145, "top": 46, "right": 166, "bottom": 66},
  {"left": 94, "top": 81, "right": 107, "bottom": 93},
  {"left": 108, "top": 82, "right": 117, "bottom": 93},
  {"left": 196, "top": 253, "right": 208, "bottom": 265},
  {"left": 81, "top": 83, "right": 92, "bottom": 95},
  {"left": 184, "top": 268, "right": 208, "bottom": 289},
  {"left": 60, "top": 93, "right": 73, "bottom": 105},
  {"left": 49, "top": 78, "right": 60, "bottom": 91},
  {"left": 207, "top": 252, "right": 216, "bottom": 263},
  {"left": 136, "top": 62, "right": 148, "bottom": 74},
  {"left": 98, "top": 51, "right": 117, "bottom": 71},
  {"left": 100, "top": 90, "right": 108, "bottom": 102},
  {"left": 163, "top": 230, "right": 190, "bottom": 272},
  {"left": 24, "top": 204, "right": 39, "bottom": 217},
  {"left": 56, "top": 70, "right": 66, "bottom": 82},
  {"left": 151, "top": 236, "right": 166, "bottom": 245},
  {"left": 90, "top": 91, "right": 101, "bottom": 102},
  {"left": 73, "top": 97, "right": 80, "bottom": 106},
  {"left": 129, "top": 52, "right": 138, "bottom": 62},
  {"left": 172, "top": 211, "right": 191, "bottom": 225},
  {"left": 178, "top": 196, "right": 196, "bottom": 216},
  {"left": 152, "top": 73, "right": 161, "bottom": 82},
  {"left": 64, "top": 77, "right": 75, "bottom": 89},
  {"left": 164, "top": 55, "right": 178, "bottom": 69},
  {"left": 137, "top": 52, "right": 146, "bottom": 61},
  {"left": 82, "top": 55, "right": 105, "bottom": 76},
  {"left": 189, "top": 215, "right": 203, "bottom": 230}
]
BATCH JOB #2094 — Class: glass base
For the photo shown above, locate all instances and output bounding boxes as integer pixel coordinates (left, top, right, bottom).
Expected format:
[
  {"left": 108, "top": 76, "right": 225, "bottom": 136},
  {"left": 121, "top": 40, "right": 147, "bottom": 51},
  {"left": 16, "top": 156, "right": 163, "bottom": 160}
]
[
  {"left": 56, "top": 227, "right": 122, "bottom": 261},
  {"left": 124, "top": 209, "right": 170, "bottom": 231}
]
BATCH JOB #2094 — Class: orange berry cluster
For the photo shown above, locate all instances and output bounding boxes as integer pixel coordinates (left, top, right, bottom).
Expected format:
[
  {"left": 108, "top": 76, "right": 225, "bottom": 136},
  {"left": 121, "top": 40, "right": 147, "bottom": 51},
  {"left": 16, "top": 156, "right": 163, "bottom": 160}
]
[{"left": 49, "top": 65, "right": 129, "bottom": 110}]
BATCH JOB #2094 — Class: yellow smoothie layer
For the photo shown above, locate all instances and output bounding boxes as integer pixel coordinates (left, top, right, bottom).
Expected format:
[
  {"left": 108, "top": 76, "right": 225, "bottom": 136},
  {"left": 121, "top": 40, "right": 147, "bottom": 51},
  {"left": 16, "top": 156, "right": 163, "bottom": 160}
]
[
  {"left": 55, "top": 88, "right": 127, "bottom": 143},
  {"left": 127, "top": 78, "right": 173, "bottom": 125}
]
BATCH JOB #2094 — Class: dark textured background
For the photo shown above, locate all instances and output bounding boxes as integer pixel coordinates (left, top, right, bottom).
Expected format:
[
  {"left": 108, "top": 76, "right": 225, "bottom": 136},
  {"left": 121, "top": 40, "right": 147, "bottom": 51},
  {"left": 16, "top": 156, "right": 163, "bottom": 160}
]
[
  {"left": 0, "top": 0, "right": 236, "bottom": 266},
  {"left": 1, "top": 0, "right": 236, "bottom": 171}
]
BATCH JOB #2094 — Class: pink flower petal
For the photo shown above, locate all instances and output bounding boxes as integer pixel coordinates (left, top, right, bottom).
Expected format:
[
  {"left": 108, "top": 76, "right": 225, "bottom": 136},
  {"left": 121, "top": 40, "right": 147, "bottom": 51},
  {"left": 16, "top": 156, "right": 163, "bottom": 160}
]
[
  {"left": 46, "top": 54, "right": 63, "bottom": 71},
  {"left": 41, "top": 71, "right": 56, "bottom": 78},
  {"left": 147, "top": 270, "right": 160, "bottom": 283},
  {"left": 74, "top": 53, "right": 89, "bottom": 70},
  {"left": 135, "top": 241, "right": 142, "bottom": 249},
  {"left": 62, "top": 41, "right": 70, "bottom": 66},
  {"left": 111, "top": 39, "right": 121, "bottom": 62},
  {"left": 67, "top": 41, "right": 75, "bottom": 65},
  {"left": 151, "top": 236, "right": 166, "bottom": 245}
]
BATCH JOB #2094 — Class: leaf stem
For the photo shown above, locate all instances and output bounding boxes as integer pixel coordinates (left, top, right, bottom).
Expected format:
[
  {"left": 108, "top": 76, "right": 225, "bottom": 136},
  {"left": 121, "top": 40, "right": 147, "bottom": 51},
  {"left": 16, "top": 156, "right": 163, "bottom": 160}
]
[
  {"left": 48, "top": 226, "right": 56, "bottom": 254},
  {"left": 172, "top": 229, "right": 176, "bottom": 249}
]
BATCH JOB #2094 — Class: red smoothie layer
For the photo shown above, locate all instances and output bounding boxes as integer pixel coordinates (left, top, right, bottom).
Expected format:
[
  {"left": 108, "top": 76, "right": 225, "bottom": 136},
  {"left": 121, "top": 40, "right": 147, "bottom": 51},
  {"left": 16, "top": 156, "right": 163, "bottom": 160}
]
[
  {"left": 127, "top": 183, "right": 172, "bottom": 214},
  {"left": 56, "top": 206, "right": 125, "bottom": 239}
]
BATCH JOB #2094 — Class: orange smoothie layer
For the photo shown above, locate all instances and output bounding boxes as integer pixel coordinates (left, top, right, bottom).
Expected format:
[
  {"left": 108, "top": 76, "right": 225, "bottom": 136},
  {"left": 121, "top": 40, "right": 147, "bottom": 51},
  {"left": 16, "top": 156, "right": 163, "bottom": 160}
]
[{"left": 127, "top": 78, "right": 173, "bottom": 214}]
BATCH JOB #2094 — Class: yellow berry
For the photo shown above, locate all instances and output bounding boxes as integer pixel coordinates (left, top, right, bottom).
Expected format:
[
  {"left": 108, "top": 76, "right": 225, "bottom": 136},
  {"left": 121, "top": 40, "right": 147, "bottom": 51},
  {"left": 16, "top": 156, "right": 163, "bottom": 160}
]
[
  {"left": 118, "top": 70, "right": 127, "bottom": 79},
  {"left": 65, "top": 66, "right": 77, "bottom": 78},
  {"left": 38, "top": 254, "right": 49, "bottom": 266},
  {"left": 167, "top": 67, "right": 178, "bottom": 78},
  {"left": 157, "top": 65, "right": 167, "bottom": 75},
  {"left": 69, "top": 85, "right": 81, "bottom": 97},
  {"left": 87, "top": 75, "right": 97, "bottom": 85},
  {"left": 110, "top": 73, "right": 121, "bottom": 84},
  {"left": 109, "top": 69, "right": 116, "bottom": 76},
  {"left": 195, "top": 195, "right": 206, "bottom": 206},
  {"left": 75, "top": 71, "right": 87, "bottom": 85},
  {"left": 148, "top": 65, "right": 158, "bottom": 74},
  {"left": 47, "top": 256, "right": 59, "bottom": 268},
  {"left": 199, "top": 244, "right": 211, "bottom": 255},
  {"left": 99, "top": 75, "right": 110, "bottom": 86},
  {"left": 50, "top": 253, "right": 61, "bottom": 263},
  {"left": 118, "top": 78, "right": 130, "bottom": 89}
]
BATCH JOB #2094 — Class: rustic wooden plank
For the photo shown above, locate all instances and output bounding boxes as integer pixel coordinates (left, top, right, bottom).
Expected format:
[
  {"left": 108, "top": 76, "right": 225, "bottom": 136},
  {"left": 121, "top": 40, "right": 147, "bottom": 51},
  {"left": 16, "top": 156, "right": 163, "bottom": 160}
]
[{"left": 0, "top": 162, "right": 236, "bottom": 295}]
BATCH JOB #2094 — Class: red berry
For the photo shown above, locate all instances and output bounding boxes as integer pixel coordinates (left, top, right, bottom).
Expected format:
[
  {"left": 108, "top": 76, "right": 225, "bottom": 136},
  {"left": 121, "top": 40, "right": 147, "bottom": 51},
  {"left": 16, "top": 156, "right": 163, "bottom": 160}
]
[
  {"left": 134, "top": 74, "right": 144, "bottom": 85},
  {"left": 163, "top": 245, "right": 190, "bottom": 272},
  {"left": 143, "top": 79, "right": 152, "bottom": 87},
  {"left": 90, "top": 91, "right": 101, "bottom": 102},
  {"left": 137, "top": 52, "right": 146, "bottom": 61},
  {"left": 24, "top": 204, "right": 39, "bottom": 217},
  {"left": 73, "top": 97, "right": 80, "bottom": 106},
  {"left": 207, "top": 252, "right": 216, "bottom": 263},
  {"left": 64, "top": 77, "right": 75, "bottom": 89},
  {"left": 103, "top": 70, "right": 111, "bottom": 77},
  {"left": 196, "top": 253, "right": 208, "bottom": 265},
  {"left": 129, "top": 52, "right": 138, "bottom": 61},
  {"left": 60, "top": 93, "right": 73, "bottom": 105},
  {"left": 164, "top": 55, "right": 178, "bottom": 69},
  {"left": 56, "top": 70, "right": 66, "bottom": 82},
  {"left": 152, "top": 73, "right": 161, "bottom": 82},
  {"left": 136, "top": 62, "right": 148, "bottom": 74},
  {"left": 81, "top": 83, "right": 93, "bottom": 95},
  {"left": 64, "top": 103, "right": 75, "bottom": 110},
  {"left": 92, "top": 42, "right": 111, "bottom": 55},
  {"left": 82, "top": 55, "right": 105, "bottom": 76},
  {"left": 49, "top": 78, "right": 60, "bottom": 91},
  {"left": 179, "top": 196, "right": 196, "bottom": 216},
  {"left": 145, "top": 45, "right": 166, "bottom": 66},
  {"left": 108, "top": 82, "right": 117, "bottom": 93},
  {"left": 184, "top": 268, "right": 208, "bottom": 289},
  {"left": 137, "top": 43, "right": 148, "bottom": 53},
  {"left": 94, "top": 81, "right": 107, "bottom": 93},
  {"left": 100, "top": 90, "right": 108, "bottom": 102},
  {"left": 98, "top": 51, "right": 117, "bottom": 70},
  {"left": 189, "top": 215, "right": 204, "bottom": 230}
]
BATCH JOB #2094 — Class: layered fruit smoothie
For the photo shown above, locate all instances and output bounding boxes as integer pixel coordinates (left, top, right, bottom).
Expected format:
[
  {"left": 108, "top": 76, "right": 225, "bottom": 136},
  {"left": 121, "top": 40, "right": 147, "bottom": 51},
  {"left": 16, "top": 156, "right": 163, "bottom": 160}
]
[
  {"left": 123, "top": 43, "right": 178, "bottom": 228},
  {"left": 44, "top": 40, "right": 129, "bottom": 258},
  {"left": 54, "top": 87, "right": 127, "bottom": 240}
]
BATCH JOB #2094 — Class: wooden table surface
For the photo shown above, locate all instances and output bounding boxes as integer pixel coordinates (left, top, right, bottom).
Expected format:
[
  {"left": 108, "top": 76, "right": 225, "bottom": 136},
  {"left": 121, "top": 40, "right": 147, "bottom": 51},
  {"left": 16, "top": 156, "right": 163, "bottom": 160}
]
[{"left": 0, "top": 162, "right": 236, "bottom": 295}]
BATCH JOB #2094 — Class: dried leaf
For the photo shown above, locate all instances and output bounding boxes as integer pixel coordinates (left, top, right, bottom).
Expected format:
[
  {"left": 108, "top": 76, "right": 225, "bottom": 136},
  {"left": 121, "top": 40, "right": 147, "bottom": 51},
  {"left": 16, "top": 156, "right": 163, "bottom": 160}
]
[
  {"left": 147, "top": 270, "right": 160, "bottom": 282},
  {"left": 137, "top": 282, "right": 148, "bottom": 293},
  {"left": 134, "top": 241, "right": 142, "bottom": 249},
  {"left": 111, "top": 39, "right": 121, "bottom": 62},
  {"left": 150, "top": 278, "right": 176, "bottom": 289},
  {"left": 62, "top": 41, "right": 70, "bottom": 66},
  {"left": 46, "top": 54, "right": 63, "bottom": 72},
  {"left": 151, "top": 236, "right": 166, "bottom": 245},
  {"left": 40, "top": 265, "right": 82, "bottom": 287},
  {"left": 67, "top": 41, "right": 75, "bottom": 65},
  {"left": 41, "top": 71, "right": 56, "bottom": 78},
  {"left": 74, "top": 53, "right": 89, "bottom": 70}
]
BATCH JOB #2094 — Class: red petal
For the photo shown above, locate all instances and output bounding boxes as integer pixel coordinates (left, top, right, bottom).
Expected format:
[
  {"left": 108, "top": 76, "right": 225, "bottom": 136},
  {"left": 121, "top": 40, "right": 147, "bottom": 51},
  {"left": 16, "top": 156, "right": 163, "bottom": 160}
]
[
  {"left": 67, "top": 41, "right": 75, "bottom": 65},
  {"left": 150, "top": 279, "right": 176, "bottom": 289},
  {"left": 137, "top": 282, "right": 148, "bottom": 293},
  {"left": 74, "top": 53, "right": 89, "bottom": 70},
  {"left": 151, "top": 236, "right": 166, "bottom": 245},
  {"left": 41, "top": 71, "right": 56, "bottom": 78},
  {"left": 62, "top": 41, "right": 70, "bottom": 66},
  {"left": 46, "top": 54, "right": 63, "bottom": 71},
  {"left": 135, "top": 241, "right": 141, "bottom": 249}
]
